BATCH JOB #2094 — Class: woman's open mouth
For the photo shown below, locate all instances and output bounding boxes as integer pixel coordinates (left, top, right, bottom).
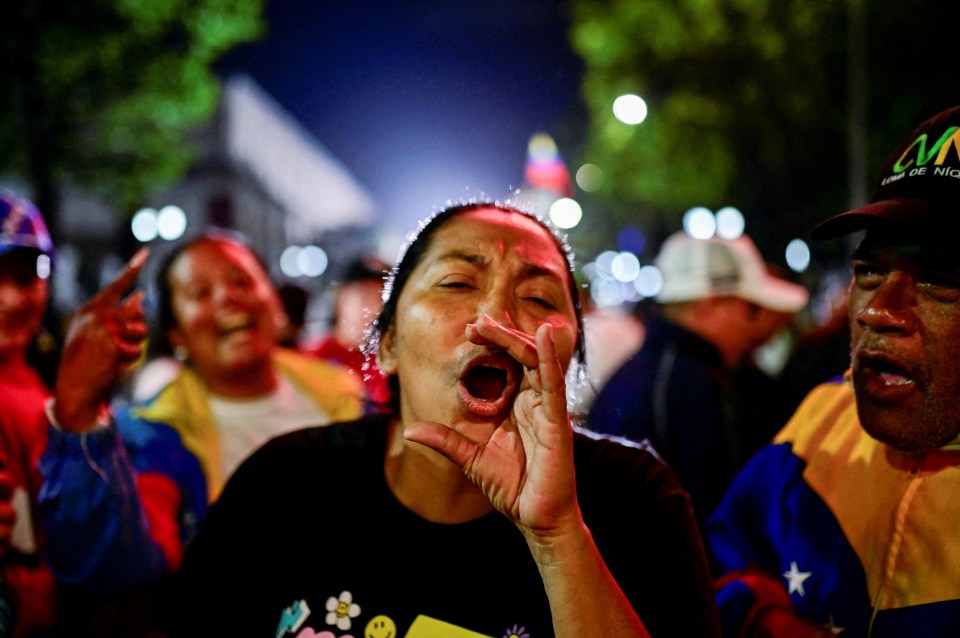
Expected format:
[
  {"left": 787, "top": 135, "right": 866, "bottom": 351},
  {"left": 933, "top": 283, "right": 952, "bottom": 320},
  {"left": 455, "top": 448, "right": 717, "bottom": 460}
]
[{"left": 458, "top": 353, "right": 520, "bottom": 417}]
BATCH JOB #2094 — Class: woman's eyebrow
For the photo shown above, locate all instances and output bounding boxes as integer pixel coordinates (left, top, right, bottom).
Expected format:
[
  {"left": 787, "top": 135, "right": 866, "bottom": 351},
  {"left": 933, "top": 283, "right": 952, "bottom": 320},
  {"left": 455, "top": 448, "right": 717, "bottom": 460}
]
[
  {"left": 434, "top": 250, "right": 487, "bottom": 267},
  {"left": 520, "top": 262, "right": 567, "bottom": 282}
]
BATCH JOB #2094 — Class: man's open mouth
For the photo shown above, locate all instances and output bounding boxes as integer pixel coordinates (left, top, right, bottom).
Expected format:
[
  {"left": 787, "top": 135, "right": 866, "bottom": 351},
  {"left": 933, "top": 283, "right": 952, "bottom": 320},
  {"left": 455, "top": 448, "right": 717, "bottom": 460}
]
[{"left": 854, "top": 351, "right": 919, "bottom": 398}]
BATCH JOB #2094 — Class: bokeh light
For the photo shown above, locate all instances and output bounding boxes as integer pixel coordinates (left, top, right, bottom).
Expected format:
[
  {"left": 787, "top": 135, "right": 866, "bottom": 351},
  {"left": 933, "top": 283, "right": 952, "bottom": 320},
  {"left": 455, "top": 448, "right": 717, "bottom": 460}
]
[
  {"left": 157, "top": 205, "right": 187, "bottom": 241},
  {"left": 131, "top": 208, "right": 159, "bottom": 242},
  {"left": 36, "top": 254, "right": 52, "bottom": 280},
  {"left": 715, "top": 206, "right": 745, "bottom": 239},
  {"left": 617, "top": 226, "right": 646, "bottom": 255},
  {"left": 634, "top": 265, "right": 663, "bottom": 297},
  {"left": 281, "top": 245, "right": 329, "bottom": 278},
  {"left": 610, "top": 251, "right": 641, "bottom": 282},
  {"left": 549, "top": 197, "right": 583, "bottom": 229},
  {"left": 785, "top": 238, "right": 811, "bottom": 273},
  {"left": 683, "top": 207, "right": 716, "bottom": 239},
  {"left": 575, "top": 163, "right": 605, "bottom": 192},
  {"left": 612, "top": 94, "right": 648, "bottom": 125}
]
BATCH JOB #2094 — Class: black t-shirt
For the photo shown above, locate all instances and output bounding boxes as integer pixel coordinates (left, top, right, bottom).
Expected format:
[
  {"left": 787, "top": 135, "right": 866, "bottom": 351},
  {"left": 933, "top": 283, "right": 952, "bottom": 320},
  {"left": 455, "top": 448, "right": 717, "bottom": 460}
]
[{"left": 159, "top": 415, "right": 721, "bottom": 638}]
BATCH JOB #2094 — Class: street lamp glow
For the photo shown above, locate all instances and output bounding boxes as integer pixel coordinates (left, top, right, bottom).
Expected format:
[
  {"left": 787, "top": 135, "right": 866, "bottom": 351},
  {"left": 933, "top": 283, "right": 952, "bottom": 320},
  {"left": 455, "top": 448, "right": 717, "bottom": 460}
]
[
  {"left": 157, "top": 205, "right": 187, "bottom": 241},
  {"left": 298, "top": 245, "right": 329, "bottom": 278},
  {"left": 612, "top": 94, "right": 648, "bottom": 125},
  {"left": 131, "top": 208, "right": 158, "bottom": 242},
  {"left": 785, "top": 238, "right": 811, "bottom": 273},
  {"left": 36, "top": 254, "right": 52, "bottom": 280},
  {"left": 683, "top": 207, "right": 716, "bottom": 239},
  {"left": 611, "top": 251, "right": 641, "bottom": 282},
  {"left": 549, "top": 197, "right": 583, "bottom": 229},
  {"left": 634, "top": 265, "right": 663, "bottom": 297},
  {"left": 575, "top": 163, "right": 605, "bottom": 192},
  {"left": 280, "top": 245, "right": 303, "bottom": 277},
  {"left": 594, "top": 250, "right": 618, "bottom": 278},
  {"left": 715, "top": 206, "right": 745, "bottom": 239}
]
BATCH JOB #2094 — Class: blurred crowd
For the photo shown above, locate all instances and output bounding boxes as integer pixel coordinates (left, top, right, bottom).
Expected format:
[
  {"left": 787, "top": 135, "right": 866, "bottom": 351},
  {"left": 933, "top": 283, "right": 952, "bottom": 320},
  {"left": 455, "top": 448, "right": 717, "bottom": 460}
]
[{"left": 2, "top": 102, "right": 960, "bottom": 638}]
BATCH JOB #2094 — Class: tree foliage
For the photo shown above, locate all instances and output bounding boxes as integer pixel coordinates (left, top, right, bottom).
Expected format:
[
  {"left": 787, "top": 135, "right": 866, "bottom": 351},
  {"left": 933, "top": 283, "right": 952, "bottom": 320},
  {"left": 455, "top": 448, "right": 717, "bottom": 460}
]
[
  {"left": 0, "top": 0, "right": 265, "bottom": 236},
  {"left": 568, "top": 0, "right": 960, "bottom": 261}
]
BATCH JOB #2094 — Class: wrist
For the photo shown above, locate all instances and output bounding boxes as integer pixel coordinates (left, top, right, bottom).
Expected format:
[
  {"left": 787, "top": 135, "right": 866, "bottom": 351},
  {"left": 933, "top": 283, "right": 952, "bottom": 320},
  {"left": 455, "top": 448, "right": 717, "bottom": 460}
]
[{"left": 46, "top": 398, "right": 112, "bottom": 433}]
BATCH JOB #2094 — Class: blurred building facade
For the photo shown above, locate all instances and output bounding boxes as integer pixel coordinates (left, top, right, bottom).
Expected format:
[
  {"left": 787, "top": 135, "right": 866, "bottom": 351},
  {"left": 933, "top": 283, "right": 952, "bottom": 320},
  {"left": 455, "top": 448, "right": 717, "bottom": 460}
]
[{"left": 2, "top": 74, "right": 379, "bottom": 318}]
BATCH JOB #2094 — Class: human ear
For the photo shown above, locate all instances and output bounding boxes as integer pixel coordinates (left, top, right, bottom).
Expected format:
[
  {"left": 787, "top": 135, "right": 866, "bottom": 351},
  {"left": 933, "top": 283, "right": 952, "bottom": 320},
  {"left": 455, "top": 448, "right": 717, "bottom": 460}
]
[{"left": 377, "top": 328, "right": 398, "bottom": 374}]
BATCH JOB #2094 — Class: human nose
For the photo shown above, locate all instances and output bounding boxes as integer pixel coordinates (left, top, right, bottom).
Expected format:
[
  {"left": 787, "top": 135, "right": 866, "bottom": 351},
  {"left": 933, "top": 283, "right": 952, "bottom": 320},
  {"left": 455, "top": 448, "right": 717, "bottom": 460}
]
[
  {"left": 476, "top": 287, "right": 518, "bottom": 330},
  {"left": 854, "top": 272, "right": 917, "bottom": 334},
  {"left": 212, "top": 280, "right": 244, "bottom": 306}
]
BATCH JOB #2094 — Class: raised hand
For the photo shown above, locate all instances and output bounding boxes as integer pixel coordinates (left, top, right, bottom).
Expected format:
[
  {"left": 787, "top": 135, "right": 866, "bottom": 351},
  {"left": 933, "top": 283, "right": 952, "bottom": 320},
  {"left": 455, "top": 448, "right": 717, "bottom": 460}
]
[
  {"left": 404, "top": 313, "right": 579, "bottom": 535},
  {"left": 53, "top": 248, "right": 150, "bottom": 432}
]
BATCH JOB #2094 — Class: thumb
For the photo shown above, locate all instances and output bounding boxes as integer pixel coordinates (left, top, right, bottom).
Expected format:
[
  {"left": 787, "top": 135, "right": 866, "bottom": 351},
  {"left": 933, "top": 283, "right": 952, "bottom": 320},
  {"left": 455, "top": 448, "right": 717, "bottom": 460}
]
[{"left": 404, "top": 421, "right": 478, "bottom": 469}]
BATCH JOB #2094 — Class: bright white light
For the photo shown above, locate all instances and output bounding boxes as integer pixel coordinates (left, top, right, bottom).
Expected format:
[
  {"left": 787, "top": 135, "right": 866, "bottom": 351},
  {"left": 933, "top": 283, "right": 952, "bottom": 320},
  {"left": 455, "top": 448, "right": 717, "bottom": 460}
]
[
  {"left": 683, "top": 207, "right": 716, "bottom": 239},
  {"left": 634, "top": 265, "right": 663, "bottom": 297},
  {"left": 611, "top": 251, "right": 641, "bottom": 282},
  {"left": 575, "top": 163, "right": 605, "bottom": 192},
  {"left": 157, "top": 205, "right": 187, "bottom": 241},
  {"left": 298, "top": 245, "right": 328, "bottom": 278},
  {"left": 594, "top": 250, "right": 618, "bottom": 278},
  {"left": 280, "top": 245, "right": 303, "bottom": 278},
  {"left": 785, "top": 238, "right": 811, "bottom": 273},
  {"left": 36, "top": 254, "right": 52, "bottom": 280},
  {"left": 590, "top": 277, "right": 625, "bottom": 308},
  {"left": 581, "top": 261, "right": 599, "bottom": 282},
  {"left": 612, "top": 94, "right": 648, "bottom": 125},
  {"left": 131, "top": 208, "right": 158, "bottom": 243},
  {"left": 715, "top": 206, "right": 745, "bottom": 239},
  {"left": 549, "top": 198, "right": 583, "bottom": 229}
]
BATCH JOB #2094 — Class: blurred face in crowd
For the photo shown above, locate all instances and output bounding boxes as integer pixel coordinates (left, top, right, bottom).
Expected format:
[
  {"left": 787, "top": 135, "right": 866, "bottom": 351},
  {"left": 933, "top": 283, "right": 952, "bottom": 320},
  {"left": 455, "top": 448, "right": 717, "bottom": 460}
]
[
  {"left": 0, "top": 250, "right": 49, "bottom": 363},
  {"left": 167, "top": 237, "right": 284, "bottom": 393},
  {"left": 848, "top": 228, "right": 960, "bottom": 452},
  {"left": 378, "top": 206, "right": 579, "bottom": 436},
  {"left": 335, "top": 279, "right": 384, "bottom": 350}
]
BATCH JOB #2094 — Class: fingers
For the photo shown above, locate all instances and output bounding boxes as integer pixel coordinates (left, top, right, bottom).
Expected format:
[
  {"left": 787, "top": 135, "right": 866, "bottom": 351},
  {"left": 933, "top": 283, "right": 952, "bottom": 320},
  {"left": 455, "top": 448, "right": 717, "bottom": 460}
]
[
  {"left": 467, "top": 314, "right": 538, "bottom": 369},
  {"left": 87, "top": 247, "right": 149, "bottom": 309},
  {"left": 404, "top": 421, "right": 478, "bottom": 470},
  {"left": 535, "top": 324, "right": 566, "bottom": 414}
]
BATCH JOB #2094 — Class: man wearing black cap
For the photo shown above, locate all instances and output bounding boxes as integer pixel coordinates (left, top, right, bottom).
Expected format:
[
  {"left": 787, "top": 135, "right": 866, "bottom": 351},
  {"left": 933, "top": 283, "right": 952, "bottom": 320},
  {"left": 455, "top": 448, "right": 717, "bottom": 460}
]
[{"left": 708, "top": 106, "right": 960, "bottom": 637}]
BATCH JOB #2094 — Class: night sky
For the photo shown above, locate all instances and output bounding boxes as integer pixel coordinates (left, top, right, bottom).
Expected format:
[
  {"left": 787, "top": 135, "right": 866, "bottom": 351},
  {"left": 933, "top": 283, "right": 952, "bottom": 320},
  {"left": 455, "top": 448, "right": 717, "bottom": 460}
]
[{"left": 216, "top": 0, "right": 585, "bottom": 239}]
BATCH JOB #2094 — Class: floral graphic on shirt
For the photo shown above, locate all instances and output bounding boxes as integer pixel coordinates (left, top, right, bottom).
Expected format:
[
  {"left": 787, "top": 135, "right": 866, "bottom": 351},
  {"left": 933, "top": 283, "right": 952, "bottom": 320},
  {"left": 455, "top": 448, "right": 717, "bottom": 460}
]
[
  {"left": 503, "top": 624, "right": 530, "bottom": 638},
  {"left": 326, "top": 590, "right": 361, "bottom": 630}
]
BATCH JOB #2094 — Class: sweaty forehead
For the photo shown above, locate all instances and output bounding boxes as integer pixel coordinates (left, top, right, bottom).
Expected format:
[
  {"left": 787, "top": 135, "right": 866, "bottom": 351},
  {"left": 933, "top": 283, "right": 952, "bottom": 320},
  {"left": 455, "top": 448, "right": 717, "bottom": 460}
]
[{"left": 430, "top": 209, "right": 567, "bottom": 268}]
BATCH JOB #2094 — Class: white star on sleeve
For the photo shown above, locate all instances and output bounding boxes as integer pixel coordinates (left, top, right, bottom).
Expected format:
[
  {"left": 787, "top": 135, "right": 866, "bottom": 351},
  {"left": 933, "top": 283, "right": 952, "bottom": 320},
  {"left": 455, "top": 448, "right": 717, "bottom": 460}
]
[{"left": 783, "top": 560, "right": 812, "bottom": 596}]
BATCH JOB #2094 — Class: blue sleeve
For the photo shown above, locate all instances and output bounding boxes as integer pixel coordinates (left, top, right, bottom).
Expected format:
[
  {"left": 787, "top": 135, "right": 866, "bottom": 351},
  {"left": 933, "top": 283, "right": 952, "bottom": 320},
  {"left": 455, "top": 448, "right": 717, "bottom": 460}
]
[
  {"left": 37, "top": 403, "right": 207, "bottom": 596},
  {"left": 706, "top": 443, "right": 872, "bottom": 635}
]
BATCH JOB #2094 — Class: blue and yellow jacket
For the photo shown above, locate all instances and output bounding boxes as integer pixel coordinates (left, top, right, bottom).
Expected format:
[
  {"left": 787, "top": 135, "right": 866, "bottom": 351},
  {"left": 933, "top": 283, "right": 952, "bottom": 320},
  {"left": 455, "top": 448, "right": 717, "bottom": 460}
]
[
  {"left": 708, "top": 378, "right": 960, "bottom": 637},
  {"left": 36, "top": 348, "right": 364, "bottom": 596}
]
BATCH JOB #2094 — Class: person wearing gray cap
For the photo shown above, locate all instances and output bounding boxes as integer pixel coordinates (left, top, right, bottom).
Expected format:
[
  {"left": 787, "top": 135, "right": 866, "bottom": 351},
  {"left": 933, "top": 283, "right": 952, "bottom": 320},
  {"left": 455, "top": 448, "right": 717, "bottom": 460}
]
[
  {"left": 587, "top": 231, "right": 808, "bottom": 533},
  {"left": 708, "top": 105, "right": 960, "bottom": 637},
  {"left": 0, "top": 190, "right": 57, "bottom": 635}
]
